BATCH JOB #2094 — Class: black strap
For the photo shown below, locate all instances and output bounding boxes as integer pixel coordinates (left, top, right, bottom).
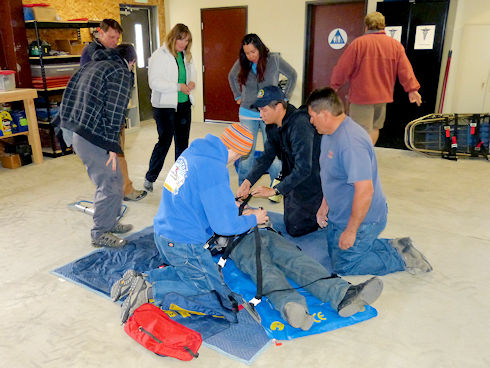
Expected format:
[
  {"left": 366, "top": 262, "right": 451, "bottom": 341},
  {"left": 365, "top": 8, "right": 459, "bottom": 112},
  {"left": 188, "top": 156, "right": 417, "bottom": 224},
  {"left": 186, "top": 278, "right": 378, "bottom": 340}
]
[
  {"left": 264, "top": 273, "right": 340, "bottom": 296},
  {"left": 442, "top": 116, "right": 457, "bottom": 161},
  {"left": 220, "top": 231, "right": 248, "bottom": 261},
  {"left": 253, "top": 227, "right": 263, "bottom": 301},
  {"left": 470, "top": 114, "right": 489, "bottom": 159},
  {"left": 237, "top": 194, "right": 253, "bottom": 215},
  {"left": 184, "top": 346, "right": 199, "bottom": 359}
]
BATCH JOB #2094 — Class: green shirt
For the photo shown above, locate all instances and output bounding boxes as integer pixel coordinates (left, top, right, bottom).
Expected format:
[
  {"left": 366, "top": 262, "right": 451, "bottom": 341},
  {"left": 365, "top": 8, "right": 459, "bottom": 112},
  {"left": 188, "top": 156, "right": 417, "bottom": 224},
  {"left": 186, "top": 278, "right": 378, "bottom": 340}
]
[{"left": 177, "top": 52, "right": 189, "bottom": 103}]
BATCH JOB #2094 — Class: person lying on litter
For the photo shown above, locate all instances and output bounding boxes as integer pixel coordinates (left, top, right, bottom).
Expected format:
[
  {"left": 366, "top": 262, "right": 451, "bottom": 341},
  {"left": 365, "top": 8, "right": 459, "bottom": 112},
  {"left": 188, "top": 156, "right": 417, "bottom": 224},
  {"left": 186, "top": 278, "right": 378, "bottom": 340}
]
[{"left": 218, "top": 210, "right": 384, "bottom": 331}]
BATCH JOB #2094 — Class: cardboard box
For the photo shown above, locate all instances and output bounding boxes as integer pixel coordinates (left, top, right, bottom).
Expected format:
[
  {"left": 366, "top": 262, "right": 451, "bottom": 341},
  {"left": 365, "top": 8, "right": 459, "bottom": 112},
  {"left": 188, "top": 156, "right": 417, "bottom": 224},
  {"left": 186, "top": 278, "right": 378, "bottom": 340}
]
[
  {"left": 1, "top": 154, "right": 21, "bottom": 169},
  {"left": 56, "top": 40, "right": 85, "bottom": 55},
  {"left": 32, "top": 7, "right": 58, "bottom": 22},
  {"left": 70, "top": 43, "right": 85, "bottom": 55}
]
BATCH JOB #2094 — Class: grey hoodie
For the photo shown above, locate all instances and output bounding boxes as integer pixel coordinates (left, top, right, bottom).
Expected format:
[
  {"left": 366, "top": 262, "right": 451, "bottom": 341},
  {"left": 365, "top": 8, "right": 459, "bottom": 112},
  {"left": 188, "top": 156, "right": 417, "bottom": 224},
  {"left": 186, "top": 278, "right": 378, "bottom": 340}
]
[{"left": 228, "top": 53, "right": 297, "bottom": 111}]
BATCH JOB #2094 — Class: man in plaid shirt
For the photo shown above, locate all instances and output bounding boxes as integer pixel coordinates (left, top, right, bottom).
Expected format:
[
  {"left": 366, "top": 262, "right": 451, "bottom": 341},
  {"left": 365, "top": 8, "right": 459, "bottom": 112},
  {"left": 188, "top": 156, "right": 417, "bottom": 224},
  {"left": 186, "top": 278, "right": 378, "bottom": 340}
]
[{"left": 60, "top": 44, "right": 136, "bottom": 248}]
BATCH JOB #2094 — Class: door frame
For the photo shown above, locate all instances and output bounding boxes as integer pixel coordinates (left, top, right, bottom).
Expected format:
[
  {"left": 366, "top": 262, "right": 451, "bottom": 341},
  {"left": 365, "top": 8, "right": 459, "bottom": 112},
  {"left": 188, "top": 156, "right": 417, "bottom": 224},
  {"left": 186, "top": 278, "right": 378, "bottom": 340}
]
[
  {"left": 119, "top": 4, "right": 158, "bottom": 122},
  {"left": 200, "top": 6, "right": 247, "bottom": 123},
  {"left": 120, "top": 4, "right": 158, "bottom": 54},
  {"left": 302, "top": 0, "right": 367, "bottom": 103}
]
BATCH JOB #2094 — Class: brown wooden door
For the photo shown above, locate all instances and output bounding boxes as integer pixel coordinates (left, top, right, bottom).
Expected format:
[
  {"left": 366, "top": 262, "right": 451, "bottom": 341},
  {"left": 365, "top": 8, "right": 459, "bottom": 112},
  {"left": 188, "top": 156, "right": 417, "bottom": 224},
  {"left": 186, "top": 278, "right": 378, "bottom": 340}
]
[
  {"left": 201, "top": 7, "right": 247, "bottom": 123},
  {"left": 304, "top": 2, "right": 365, "bottom": 106}
]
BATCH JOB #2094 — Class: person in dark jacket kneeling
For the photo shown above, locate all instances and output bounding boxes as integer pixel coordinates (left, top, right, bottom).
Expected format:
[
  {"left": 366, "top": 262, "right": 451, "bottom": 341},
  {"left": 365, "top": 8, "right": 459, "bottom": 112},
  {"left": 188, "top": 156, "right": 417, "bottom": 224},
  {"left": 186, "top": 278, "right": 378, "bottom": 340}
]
[{"left": 237, "top": 86, "right": 323, "bottom": 237}]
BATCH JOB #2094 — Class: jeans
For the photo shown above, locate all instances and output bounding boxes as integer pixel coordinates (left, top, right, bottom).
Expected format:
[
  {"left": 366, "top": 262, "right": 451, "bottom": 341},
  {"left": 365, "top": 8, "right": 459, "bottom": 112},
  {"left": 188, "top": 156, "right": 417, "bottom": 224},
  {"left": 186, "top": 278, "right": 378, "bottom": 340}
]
[
  {"left": 237, "top": 118, "right": 281, "bottom": 185},
  {"left": 230, "top": 230, "right": 350, "bottom": 319},
  {"left": 148, "top": 233, "right": 235, "bottom": 311},
  {"left": 326, "top": 217, "right": 406, "bottom": 276},
  {"left": 145, "top": 102, "right": 191, "bottom": 183},
  {"left": 72, "top": 133, "right": 123, "bottom": 239}
]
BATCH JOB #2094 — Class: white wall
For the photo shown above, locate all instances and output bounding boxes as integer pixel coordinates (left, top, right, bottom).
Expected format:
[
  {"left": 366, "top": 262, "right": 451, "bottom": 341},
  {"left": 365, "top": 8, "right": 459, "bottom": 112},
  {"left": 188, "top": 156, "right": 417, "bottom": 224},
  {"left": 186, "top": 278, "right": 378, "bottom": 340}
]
[
  {"left": 441, "top": 0, "right": 490, "bottom": 113},
  {"left": 165, "top": 0, "right": 490, "bottom": 122},
  {"left": 165, "top": 0, "right": 377, "bottom": 122}
]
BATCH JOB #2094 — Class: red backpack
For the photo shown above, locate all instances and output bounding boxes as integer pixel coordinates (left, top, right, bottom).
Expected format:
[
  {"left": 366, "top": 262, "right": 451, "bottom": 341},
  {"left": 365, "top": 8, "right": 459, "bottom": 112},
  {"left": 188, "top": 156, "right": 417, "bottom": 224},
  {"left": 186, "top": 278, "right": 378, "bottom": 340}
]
[{"left": 124, "top": 303, "right": 202, "bottom": 361}]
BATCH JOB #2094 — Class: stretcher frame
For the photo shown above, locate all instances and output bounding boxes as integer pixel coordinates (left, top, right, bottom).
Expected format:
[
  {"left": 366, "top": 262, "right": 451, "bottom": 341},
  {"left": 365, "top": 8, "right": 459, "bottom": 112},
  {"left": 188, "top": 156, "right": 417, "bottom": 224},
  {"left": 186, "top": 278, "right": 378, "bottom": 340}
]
[{"left": 404, "top": 113, "right": 490, "bottom": 159}]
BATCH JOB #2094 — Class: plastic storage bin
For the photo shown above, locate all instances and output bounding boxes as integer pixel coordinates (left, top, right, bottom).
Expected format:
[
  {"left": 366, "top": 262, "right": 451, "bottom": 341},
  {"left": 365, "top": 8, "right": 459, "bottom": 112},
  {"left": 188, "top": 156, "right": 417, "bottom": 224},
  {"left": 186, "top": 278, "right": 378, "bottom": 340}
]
[
  {"left": 30, "top": 63, "right": 80, "bottom": 78},
  {"left": 0, "top": 70, "right": 16, "bottom": 91}
]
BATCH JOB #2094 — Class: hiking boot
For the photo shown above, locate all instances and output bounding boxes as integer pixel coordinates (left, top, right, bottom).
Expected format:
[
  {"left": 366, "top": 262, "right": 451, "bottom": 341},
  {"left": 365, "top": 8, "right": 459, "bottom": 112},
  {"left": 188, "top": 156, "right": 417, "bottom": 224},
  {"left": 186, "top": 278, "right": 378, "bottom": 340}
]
[
  {"left": 92, "top": 232, "right": 127, "bottom": 248},
  {"left": 120, "top": 275, "right": 153, "bottom": 324},
  {"left": 124, "top": 189, "right": 147, "bottom": 202},
  {"left": 283, "top": 302, "right": 315, "bottom": 331},
  {"left": 110, "top": 223, "right": 133, "bottom": 234},
  {"left": 337, "top": 277, "right": 383, "bottom": 317},
  {"left": 143, "top": 179, "right": 153, "bottom": 192},
  {"left": 111, "top": 269, "right": 142, "bottom": 302},
  {"left": 391, "top": 237, "right": 433, "bottom": 274}
]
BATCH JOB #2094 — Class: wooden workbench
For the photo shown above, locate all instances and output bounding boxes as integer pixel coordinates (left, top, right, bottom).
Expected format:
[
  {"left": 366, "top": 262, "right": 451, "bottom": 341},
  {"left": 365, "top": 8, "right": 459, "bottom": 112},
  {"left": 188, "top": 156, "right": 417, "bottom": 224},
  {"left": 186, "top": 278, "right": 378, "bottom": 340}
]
[{"left": 0, "top": 88, "right": 43, "bottom": 164}]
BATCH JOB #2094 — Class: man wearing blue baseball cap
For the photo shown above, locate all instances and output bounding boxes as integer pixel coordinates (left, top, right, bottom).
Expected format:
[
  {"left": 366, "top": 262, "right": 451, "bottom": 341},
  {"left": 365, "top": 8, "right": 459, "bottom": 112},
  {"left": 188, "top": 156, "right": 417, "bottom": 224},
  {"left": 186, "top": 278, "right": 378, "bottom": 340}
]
[{"left": 237, "top": 86, "right": 323, "bottom": 237}]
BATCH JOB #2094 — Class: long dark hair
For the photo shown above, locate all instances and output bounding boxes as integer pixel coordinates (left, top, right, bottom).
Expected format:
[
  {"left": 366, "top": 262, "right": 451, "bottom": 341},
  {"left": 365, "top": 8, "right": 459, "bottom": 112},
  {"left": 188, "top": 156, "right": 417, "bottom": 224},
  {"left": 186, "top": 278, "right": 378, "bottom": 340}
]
[{"left": 237, "top": 33, "right": 269, "bottom": 86}]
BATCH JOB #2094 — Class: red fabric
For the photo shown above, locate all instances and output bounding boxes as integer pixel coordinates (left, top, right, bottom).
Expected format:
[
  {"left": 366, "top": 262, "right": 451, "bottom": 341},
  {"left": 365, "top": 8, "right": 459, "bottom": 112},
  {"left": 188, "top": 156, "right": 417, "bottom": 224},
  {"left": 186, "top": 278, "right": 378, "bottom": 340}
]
[
  {"left": 330, "top": 31, "right": 420, "bottom": 105},
  {"left": 32, "top": 76, "right": 71, "bottom": 88},
  {"left": 23, "top": 4, "right": 50, "bottom": 7},
  {"left": 124, "top": 303, "right": 202, "bottom": 361}
]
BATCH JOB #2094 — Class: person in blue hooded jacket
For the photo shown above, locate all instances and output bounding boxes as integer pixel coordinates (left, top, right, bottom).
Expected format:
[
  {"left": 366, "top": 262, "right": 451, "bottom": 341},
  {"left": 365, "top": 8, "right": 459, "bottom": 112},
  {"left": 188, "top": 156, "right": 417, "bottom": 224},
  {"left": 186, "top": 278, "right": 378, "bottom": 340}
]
[{"left": 113, "top": 123, "right": 269, "bottom": 323}]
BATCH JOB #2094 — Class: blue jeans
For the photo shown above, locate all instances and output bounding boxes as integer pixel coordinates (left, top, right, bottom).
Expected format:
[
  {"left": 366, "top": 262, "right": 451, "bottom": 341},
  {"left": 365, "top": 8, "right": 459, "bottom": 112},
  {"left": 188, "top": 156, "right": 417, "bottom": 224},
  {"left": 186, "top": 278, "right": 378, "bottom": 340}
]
[
  {"left": 230, "top": 230, "right": 350, "bottom": 319},
  {"left": 237, "top": 118, "right": 281, "bottom": 185},
  {"left": 326, "top": 218, "right": 406, "bottom": 276},
  {"left": 148, "top": 233, "right": 235, "bottom": 311}
]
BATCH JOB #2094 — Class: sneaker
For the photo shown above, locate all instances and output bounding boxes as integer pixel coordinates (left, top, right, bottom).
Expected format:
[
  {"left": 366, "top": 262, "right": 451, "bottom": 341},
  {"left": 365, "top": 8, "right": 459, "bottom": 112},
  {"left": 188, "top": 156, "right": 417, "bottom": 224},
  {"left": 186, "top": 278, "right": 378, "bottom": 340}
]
[
  {"left": 283, "top": 302, "right": 315, "bottom": 331},
  {"left": 337, "top": 277, "right": 383, "bottom": 317},
  {"left": 110, "top": 223, "right": 133, "bottom": 234},
  {"left": 391, "top": 237, "right": 433, "bottom": 274},
  {"left": 92, "top": 232, "right": 127, "bottom": 248},
  {"left": 124, "top": 189, "right": 147, "bottom": 201},
  {"left": 111, "top": 269, "right": 142, "bottom": 302},
  {"left": 268, "top": 193, "right": 282, "bottom": 203},
  {"left": 120, "top": 275, "right": 153, "bottom": 324},
  {"left": 143, "top": 179, "right": 153, "bottom": 192},
  {"left": 268, "top": 178, "right": 283, "bottom": 203}
]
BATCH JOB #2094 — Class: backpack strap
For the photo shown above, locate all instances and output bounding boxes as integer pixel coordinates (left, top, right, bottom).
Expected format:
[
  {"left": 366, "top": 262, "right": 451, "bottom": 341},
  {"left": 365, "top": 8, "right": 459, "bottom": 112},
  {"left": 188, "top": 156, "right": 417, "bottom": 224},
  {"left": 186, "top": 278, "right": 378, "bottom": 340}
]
[{"left": 183, "top": 346, "right": 199, "bottom": 359}]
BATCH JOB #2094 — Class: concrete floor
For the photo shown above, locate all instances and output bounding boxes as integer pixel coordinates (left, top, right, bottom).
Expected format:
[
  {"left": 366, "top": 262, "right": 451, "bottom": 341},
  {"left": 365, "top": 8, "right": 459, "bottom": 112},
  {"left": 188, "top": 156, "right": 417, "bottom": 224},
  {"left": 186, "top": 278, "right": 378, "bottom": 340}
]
[{"left": 1, "top": 121, "right": 489, "bottom": 368}]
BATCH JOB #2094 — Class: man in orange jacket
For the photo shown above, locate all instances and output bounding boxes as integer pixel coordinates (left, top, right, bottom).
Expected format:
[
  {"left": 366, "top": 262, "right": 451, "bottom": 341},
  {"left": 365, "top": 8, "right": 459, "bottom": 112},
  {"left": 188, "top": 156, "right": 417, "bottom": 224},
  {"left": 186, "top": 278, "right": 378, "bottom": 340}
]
[{"left": 330, "top": 11, "right": 422, "bottom": 144}]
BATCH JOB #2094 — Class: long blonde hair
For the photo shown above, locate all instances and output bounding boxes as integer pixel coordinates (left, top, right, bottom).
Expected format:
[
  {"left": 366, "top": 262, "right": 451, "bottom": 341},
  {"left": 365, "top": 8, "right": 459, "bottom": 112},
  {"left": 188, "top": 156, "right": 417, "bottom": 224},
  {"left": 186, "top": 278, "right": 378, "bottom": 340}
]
[{"left": 165, "top": 23, "right": 192, "bottom": 62}]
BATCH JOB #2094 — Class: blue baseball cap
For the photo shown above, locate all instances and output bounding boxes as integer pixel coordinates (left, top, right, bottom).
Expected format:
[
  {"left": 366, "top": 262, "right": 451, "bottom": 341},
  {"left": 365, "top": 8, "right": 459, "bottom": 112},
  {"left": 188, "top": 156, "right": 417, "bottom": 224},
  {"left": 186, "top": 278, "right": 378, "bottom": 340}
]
[{"left": 252, "top": 85, "right": 286, "bottom": 108}]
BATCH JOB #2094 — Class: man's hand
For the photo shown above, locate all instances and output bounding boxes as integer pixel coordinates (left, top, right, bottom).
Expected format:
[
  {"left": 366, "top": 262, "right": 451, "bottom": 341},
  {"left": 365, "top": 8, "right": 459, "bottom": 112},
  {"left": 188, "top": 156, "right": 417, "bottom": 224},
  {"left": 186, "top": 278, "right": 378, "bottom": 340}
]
[
  {"left": 408, "top": 90, "right": 422, "bottom": 106},
  {"left": 250, "top": 186, "right": 275, "bottom": 198},
  {"left": 316, "top": 198, "right": 329, "bottom": 228},
  {"left": 237, "top": 179, "right": 252, "bottom": 199},
  {"left": 106, "top": 151, "right": 118, "bottom": 172},
  {"left": 339, "top": 229, "right": 356, "bottom": 250},
  {"left": 187, "top": 81, "right": 196, "bottom": 90},
  {"left": 236, "top": 98, "right": 241, "bottom": 105},
  {"left": 247, "top": 207, "right": 269, "bottom": 225}
]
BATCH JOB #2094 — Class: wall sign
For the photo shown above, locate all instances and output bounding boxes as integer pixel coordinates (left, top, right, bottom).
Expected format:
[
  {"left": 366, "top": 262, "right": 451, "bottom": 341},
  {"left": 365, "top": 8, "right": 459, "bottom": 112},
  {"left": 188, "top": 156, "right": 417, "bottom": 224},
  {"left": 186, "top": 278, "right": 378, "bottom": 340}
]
[
  {"left": 385, "top": 26, "right": 402, "bottom": 42},
  {"left": 328, "top": 28, "right": 348, "bottom": 50},
  {"left": 414, "top": 25, "right": 436, "bottom": 50}
]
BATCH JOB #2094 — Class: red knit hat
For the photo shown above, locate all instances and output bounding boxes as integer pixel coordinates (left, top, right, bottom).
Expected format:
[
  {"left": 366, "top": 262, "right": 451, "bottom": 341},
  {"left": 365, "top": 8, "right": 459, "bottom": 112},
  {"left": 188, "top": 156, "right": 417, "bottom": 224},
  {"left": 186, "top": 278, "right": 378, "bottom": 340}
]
[{"left": 220, "top": 123, "right": 254, "bottom": 155}]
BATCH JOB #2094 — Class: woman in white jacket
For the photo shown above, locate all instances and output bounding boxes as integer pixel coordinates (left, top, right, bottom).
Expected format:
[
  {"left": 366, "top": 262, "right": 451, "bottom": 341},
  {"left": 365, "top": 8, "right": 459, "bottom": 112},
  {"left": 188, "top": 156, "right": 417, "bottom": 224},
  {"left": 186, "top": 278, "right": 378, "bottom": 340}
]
[{"left": 144, "top": 24, "right": 196, "bottom": 192}]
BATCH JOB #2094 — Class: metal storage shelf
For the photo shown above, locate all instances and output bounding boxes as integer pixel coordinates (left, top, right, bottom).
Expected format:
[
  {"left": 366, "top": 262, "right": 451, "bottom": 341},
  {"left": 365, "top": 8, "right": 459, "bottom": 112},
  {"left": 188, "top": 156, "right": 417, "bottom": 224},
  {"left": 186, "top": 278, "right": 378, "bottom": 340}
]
[
  {"left": 27, "top": 20, "right": 101, "bottom": 157},
  {"left": 25, "top": 21, "right": 100, "bottom": 29}
]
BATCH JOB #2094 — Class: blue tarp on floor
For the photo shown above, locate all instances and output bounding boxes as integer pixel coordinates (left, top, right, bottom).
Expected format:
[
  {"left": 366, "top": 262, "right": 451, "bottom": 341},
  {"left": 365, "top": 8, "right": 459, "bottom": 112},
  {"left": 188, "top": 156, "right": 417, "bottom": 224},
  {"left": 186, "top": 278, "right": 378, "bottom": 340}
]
[{"left": 52, "top": 213, "right": 377, "bottom": 363}]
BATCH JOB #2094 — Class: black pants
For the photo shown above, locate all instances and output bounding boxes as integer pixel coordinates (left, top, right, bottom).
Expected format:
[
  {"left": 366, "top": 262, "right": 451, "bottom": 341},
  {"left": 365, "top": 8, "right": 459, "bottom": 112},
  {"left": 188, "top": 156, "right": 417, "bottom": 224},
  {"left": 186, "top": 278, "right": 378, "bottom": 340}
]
[
  {"left": 145, "top": 101, "right": 191, "bottom": 183},
  {"left": 284, "top": 187, "right": 323, "bottom": 237}
]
